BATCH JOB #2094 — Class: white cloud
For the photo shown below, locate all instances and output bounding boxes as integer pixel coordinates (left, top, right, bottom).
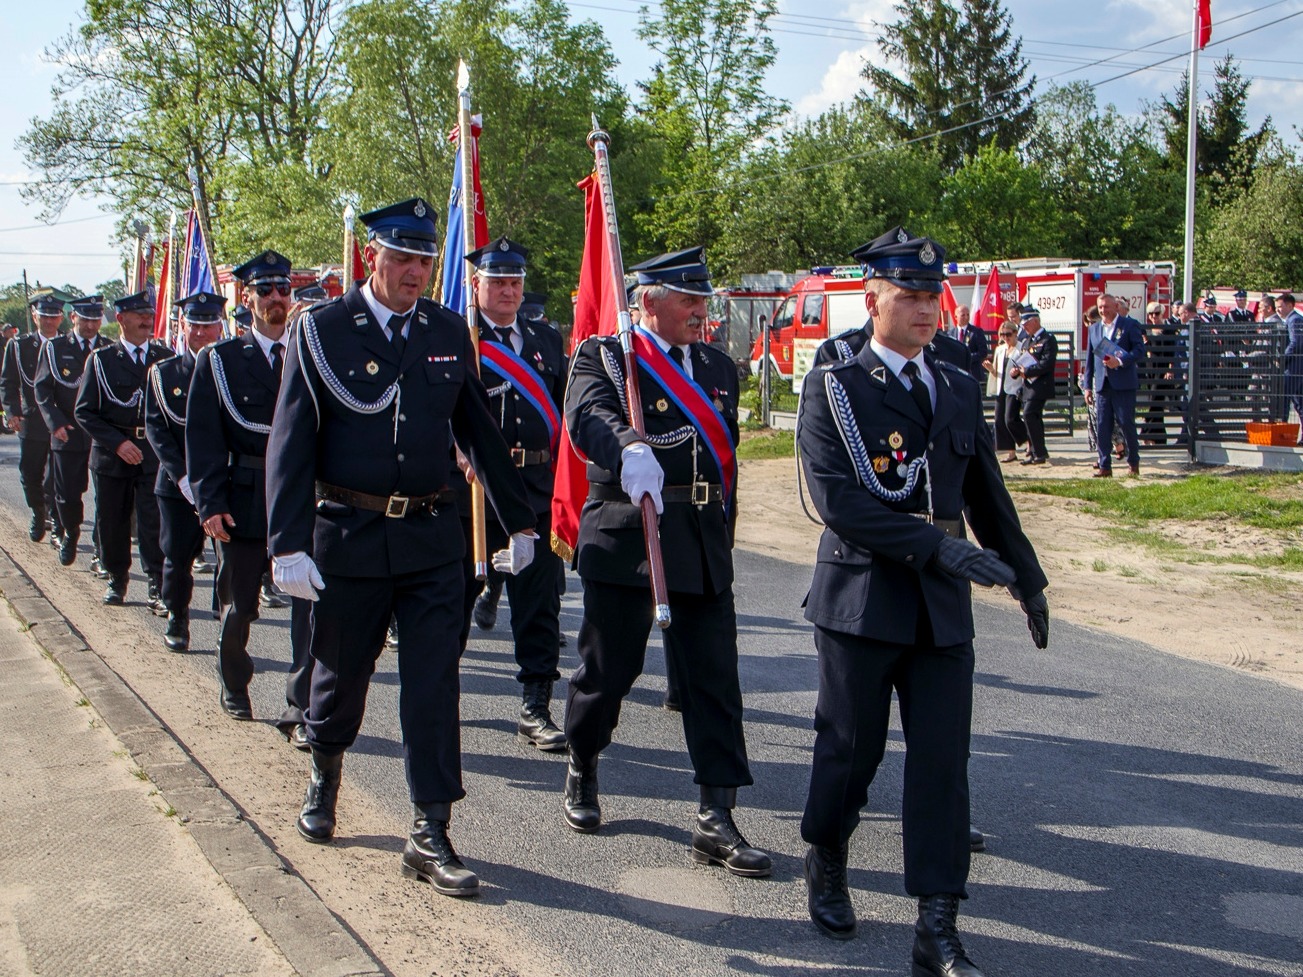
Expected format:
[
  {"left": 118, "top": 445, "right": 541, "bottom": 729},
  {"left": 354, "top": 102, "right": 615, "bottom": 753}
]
[{"left": 795, "top": 46, "right": 872, "bottom": 118}]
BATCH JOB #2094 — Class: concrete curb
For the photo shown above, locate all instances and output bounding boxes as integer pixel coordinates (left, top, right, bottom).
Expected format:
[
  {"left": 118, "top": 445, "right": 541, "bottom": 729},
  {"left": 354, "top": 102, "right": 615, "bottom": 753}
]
[{"left": 0, "top": 542, "right": 386, "bottom": 977}]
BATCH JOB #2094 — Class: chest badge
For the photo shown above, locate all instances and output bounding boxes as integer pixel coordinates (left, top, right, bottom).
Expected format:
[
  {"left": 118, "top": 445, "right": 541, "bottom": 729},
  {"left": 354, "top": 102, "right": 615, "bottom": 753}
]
[
  {"left": 366, "top": 361, "right": 379, "bottom": 376},
  {"left": 888, "top": 431, "right": 904, "bottom": 450},
  {"left": 655, "top": 398, "right": 668, "bottom": 412},
  {"left": 61, "top": 368, "right": 70, "bottom": 377},
  {"left": 172, "top": 387, "right": 182, "bottom": 397},
  {"left": 872, "top": 456, "right": 890, "bottom": 474},
  {"left": 713, "top": 398, "right": 724, "bottom": 411}
]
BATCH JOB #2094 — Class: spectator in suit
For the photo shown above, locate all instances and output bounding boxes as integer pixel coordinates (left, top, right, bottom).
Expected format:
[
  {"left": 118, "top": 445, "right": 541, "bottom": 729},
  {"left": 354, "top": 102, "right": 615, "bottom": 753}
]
[
  {"left": 983, "top": 322, "right": 1025, "bottom": 462},
  {"left": 1084, "top": 294, "right": 1146, "bottom": 476},
  {"left": 1010, "top": 307, "right": 1057, "bottom": 465},
  {"left": 1281, "top": 293, "right": 1303, "bottom": 435},
  {"left": 1260, "top": 295, "right": 1281, "bottom": 324},
  {"left": 954, "top": 304, "right": 989, "bottom": 385}
]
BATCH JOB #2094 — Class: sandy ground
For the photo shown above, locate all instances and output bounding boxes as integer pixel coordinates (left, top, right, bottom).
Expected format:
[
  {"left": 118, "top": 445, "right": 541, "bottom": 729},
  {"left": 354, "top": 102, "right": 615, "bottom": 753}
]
[{"left": 734, "top": 448, "right": 1303, "bottom": 692}]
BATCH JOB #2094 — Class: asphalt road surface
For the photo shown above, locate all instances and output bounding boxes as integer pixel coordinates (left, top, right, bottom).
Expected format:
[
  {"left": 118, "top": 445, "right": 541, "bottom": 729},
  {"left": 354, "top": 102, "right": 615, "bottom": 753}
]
[{"left": 1, "top": 431, "right": 1300, "bottom": 976}]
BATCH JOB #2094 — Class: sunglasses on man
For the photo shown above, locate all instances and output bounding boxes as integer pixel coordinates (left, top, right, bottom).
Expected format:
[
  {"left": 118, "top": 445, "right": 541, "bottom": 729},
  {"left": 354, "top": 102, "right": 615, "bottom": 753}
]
[{"left": 254, "top": 283, "right": 293, "bottom": 297}]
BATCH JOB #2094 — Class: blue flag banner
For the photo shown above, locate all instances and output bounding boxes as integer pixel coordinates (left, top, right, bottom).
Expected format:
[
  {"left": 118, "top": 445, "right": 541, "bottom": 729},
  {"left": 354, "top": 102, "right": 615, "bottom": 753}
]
[
  {"left": 441, "top": 145, "right": 467, "bottom": 314},
  {"left": 181, "top": 209, "right": 215, "bottom": 299}
]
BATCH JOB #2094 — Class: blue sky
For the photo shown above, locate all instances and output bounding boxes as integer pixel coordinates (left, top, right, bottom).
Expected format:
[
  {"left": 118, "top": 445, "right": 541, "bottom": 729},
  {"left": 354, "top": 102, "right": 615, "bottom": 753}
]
[{"left": 3, "top": 0, "right": 1299, "bottom": 289}]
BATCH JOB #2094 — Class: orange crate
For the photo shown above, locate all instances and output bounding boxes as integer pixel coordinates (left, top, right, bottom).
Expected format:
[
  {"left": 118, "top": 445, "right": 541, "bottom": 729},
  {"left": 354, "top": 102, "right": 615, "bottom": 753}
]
[{"left": 1245, "top": 422, "right": 1299, "bottom": 446}]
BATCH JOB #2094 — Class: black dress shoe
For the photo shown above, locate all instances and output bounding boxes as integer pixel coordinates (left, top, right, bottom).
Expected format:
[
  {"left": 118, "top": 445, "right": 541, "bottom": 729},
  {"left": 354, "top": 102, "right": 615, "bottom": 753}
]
[
  {"left": 805, "top": 844, "right": 857, "bottom": 940},
  {"left": 259, "top": 579, "right": 288, "bottom": 609},
  {"left": 146, "top": 579, "right": 167, "bottom": 616},
  {"left": 518, "top": 680, "right": 567, "bottom": 752},
  {"left": 400, "top": 803, "right": 480, "bottom": 897},
  {"left": 103, "top": 578, "right": 126, "bottom": 606},
  {"left": 969, "top": 828, "right": 986, "bottom": 853},
  {"left": 90, "top": 555, "right": 109, "bottom": 579},
  {"left": 284, "top": 723, "right": 311, "bottom": 752},
  {"left": 163, "top": 611, "right": 189, "bottom": 653},
  {"left": 563, "top": 754, "right": 601, "bottom": 833},
  {"left": 218, "top": 688, "right": 253, "bottom": 720},
  {"left": 912, "top": 894, "right": 984, "bottom": 977},
  {"left": 297, "top": 749, "right": 342, "bottom": 843},
  {"left": 28, "top": 514, "right": 45, "bottom": 543},
  {"left": 691, "top": 789, "right": 771, "bottom": 877},
  {"left": 663, "top": 685, "right": 682, "bottom": 712},
  {"left": 58, "top": 534, "right": 77, "bottom": 567}
]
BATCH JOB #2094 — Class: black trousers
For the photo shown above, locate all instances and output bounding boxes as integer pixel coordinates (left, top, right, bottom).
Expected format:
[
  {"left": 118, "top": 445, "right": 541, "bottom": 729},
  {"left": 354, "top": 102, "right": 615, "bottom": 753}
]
[
  {"left": 278, "top": 596, "right": 315, "bottom": 733},
  {"left": 1022, "top": 395, "right": 1048, "bottom": 460},
  {"left": 1095, "top": 384, "right": 1140, "bottom": 470},
  {"left": 93, "top": 468, "right": 162, "bottom": 583},
  {"left": 51, "top": 449, "right": 91, "bottom": 542},
  {"left": 481, "top": 510, "right": 562, "bottom": 683},
  {"left": 565, "top": 578, "right": 752, "bottom": 788},
  {"left": 458, "top": 516, "right": 482, "bottom": 654},
  {"left": 157, "top": 494, "right": 205, "bottom": 613},
  {"left": 214, "top": 536, "right": 267, "bottom": 694},
  {"left": 801, "top": 623, "right": 973, "bottom": 898},
  {"left": 307, "top": 561, "right": 466, "bottom": 804},
  {"left": 18, "top": 435, "right": 56, "bottom": 524},
  {"left": 993, "top": 392, "right": 1026, "bottom": 451}
]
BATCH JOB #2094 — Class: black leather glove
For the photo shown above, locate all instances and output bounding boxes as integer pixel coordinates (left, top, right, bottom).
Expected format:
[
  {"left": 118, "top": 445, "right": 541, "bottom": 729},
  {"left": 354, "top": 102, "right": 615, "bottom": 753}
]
[
  {"left": 933, "top": 536, "right": 1016, "bottom": 587},
  {"left": 1021, "top": 591, "right": 1050, "bottom": 649}
]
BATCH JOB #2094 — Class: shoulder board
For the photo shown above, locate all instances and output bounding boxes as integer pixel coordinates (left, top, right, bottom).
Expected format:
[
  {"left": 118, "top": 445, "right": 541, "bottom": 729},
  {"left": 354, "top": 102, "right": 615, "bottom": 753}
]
[
  {"left": 825, "top": 357, "right": 858, "bottom": 373},
  {"left": 935, "top": 359, "right": 967, "bottom": 375},
  {"left": 213, "top": 336, "right": 243, "bottom": 349}
]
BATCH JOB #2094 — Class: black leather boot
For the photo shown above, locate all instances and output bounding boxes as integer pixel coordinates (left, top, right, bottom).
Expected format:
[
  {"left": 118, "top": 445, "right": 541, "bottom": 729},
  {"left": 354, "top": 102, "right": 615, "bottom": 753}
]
[
  {"left": 28, "top": 511, "right": 45, "bottom": 543},
  {"left": 296, "top": 749, "right": 343, "bottom": 843},
  {"left": 400, "top": 802, "right": 480, "bottom": 897},
  {"left": 804, "top": 843, "right": 857, "bottom": 940},
  {"left": 103, "top": 576, "right": 127, "bottom": 606},
  {"left": 58, "top": 533, "right": 77, "bottom": 566},
  {"left": 163, "top": 610, "right": 189, "bottom": 653},
  {"left": 147, "top": 578, "right": 167, "bottom": 616},
  {"left": 562, "top": 753, "right": 600, "bottom": 833},
  {"left": 691, "top": 787, "right": 772, "bottom": 877},
  {"left": 472, "top": 576, "right": 502, "bottom": 631},
  {"left": 518, "top": 680, "right": 567, "bottom": 752},
  {"left": 912, "top": 894, "right": 984, "bottom": 977},
  {"left": 969, "top": 828, "right": 985, "bottom": 853}
]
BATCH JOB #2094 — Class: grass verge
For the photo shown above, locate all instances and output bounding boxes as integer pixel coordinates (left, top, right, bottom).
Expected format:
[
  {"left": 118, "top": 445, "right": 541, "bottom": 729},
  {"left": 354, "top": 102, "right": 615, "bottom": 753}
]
[{"left": 738, "top": 430, "right": 795, "bottom": 460}]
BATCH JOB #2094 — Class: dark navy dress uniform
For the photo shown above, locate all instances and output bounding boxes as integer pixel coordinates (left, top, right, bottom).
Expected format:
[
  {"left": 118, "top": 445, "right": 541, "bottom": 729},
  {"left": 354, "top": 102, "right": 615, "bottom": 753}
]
[
  {"left": 814, "top": 320, "right": 975, "bottom": 372},
  {"left": 796, "top": 228, "right": 1047, "bottom": 973},
  {"left": 266, "top": 282, "right": 535, "bottom": 804},
  {"left": 34, "top": 307, "right": 110, "bottom": 560},
  {"left": 144, "top": 348, "right": 205, "bottom": 645},
  {"left": 1, "top": 301, "right": 61, "bottom": 537},
  {"left": 469, "top": 237, "right": 570, "bottom": 698},
  {"left": 185, "top": 267, "right": 312, "bottom": 730},
  {"left": 74, "top": 328, "right": 172, "bottom": 597}
]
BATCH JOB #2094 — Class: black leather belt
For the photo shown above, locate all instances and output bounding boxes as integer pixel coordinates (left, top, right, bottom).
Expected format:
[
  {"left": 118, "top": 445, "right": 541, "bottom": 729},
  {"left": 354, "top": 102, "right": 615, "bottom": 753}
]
[
  {"left": 510, "top": 447, "right": 551, "bottom": 467},
  {"left": 232, "top": 454, "right": 265, "bottom": 471},
  {"left": 113, "top": 424, "right": 146, "bottom": 439},
  {"left": 315, "top": 481, "right": 455, "bottom": 518},
  {"left": 909, "top": 513, "right": 965, "bottom": 538},
  {"left": 588, "top": 481, "right": 724, "bottom": 505}
]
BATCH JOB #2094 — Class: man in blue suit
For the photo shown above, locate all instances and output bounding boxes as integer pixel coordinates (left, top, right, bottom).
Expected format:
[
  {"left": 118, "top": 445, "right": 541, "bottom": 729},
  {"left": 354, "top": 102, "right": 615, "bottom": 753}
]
[{"left": 1084, "top": 293, "right": 1146, "bottom": 477}]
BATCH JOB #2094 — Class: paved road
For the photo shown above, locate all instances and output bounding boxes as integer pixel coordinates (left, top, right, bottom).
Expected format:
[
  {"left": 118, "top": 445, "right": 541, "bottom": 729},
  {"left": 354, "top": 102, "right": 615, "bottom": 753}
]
[{"left": 0, "top": 432, "right": 1300, "bottom": 976}]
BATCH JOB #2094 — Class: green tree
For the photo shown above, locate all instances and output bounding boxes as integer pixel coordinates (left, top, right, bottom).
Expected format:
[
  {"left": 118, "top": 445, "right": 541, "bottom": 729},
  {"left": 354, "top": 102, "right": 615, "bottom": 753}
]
[
  {"left": 935, "top": 144, "right": 1057, "bottom": 259},
  {"left": 634, "top": 0, "right": 788, "bottom": 260},
  {"left": 1027, "top": 83, "right": 1181, "bottom": 259},
  {"left": 859, "top": 0, "right": 1033, "bottom": 173},
  {"left": 1156, "top": 55, "right": 1272, "bottom": 204},
  {"left": 1198, "top": 141, "right": 1303, "bottom": 291}
]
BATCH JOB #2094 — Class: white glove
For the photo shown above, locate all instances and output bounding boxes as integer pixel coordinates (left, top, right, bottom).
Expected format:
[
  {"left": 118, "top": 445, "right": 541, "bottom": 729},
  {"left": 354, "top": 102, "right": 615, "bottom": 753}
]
[
  {"left": 620, "top": 441, "right": 664, "bottom": 515},
  {"left": 491, "top": 531, "right": 537, "bottom": 576},
  {"left": 177, "top": 475, "right": 194, "bottom": 505},
  {"left": 273, "top": 551, "right": 325, "bottom": 602}
]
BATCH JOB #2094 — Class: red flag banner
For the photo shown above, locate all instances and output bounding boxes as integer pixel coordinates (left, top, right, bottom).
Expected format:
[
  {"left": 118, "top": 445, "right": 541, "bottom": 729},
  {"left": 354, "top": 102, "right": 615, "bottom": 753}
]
[
  {"left": 939, "top": 280, "right": 958, "bottom": 331},
  {"left": 1198, "top": 0, "right": 1212, "bottom": 49},
  {"left": 551, "top": 172, "right": 620, "bottom": 560},
  {"left": 152, "top": 241, "right": 171, "bottom": 341},
  {"left": 351, "top": 237, "right": 367, "bottom": 286},
  {"left": 977, "top": 264, "right": 1002, "bottom": 333}
]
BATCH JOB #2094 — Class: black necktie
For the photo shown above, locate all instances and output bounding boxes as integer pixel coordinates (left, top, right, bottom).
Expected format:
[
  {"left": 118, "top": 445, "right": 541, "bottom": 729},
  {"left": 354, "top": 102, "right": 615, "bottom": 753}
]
[
  {"left": 387, "top": 315, "right": 407, "bottom": 358},
  {"left": 270, "top": 341, "right": 284, "bottom": 383},
  {"left": 669, "top": 346, "right": 685, "bottom": 368},
  {"left": 901, "top": 361, "right": 933, "bottom": 425},
  {"left": 134, "top": 348, "right": 144, "bottom": 368},
  {"left": 496, "top": 325, "right": 513, "bottom": 348}
]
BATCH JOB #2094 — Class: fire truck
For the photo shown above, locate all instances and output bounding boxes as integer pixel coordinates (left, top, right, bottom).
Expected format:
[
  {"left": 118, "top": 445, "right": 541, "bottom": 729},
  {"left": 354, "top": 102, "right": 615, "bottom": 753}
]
[{"left": 749, "top": 259, "right": 1176, "bottom": 383}]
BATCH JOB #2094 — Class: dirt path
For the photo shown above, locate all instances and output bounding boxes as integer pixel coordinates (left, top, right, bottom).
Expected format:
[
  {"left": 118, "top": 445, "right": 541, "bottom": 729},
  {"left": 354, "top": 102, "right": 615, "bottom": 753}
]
[{"left": 735, "top": 454, "right": 1303, "bottom": 691}]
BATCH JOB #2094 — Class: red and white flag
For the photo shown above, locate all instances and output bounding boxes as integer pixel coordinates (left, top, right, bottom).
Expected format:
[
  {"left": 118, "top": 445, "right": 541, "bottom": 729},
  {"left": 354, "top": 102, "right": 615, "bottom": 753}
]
[
  {"left": 550, "top": 172, "right": 620, "bottom": 560},
  {"left": 1198, "top": 0, "right": 1212, "bottom": 49},
  {"left": 977, "top": 264, "right": 1002, "bottom": 333}
]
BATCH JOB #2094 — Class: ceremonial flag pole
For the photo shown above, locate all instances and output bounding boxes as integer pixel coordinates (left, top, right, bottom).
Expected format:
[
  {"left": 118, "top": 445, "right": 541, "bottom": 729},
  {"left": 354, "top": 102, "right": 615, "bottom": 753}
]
[
  {"left": 454, "top": 59, "right": 490, "bottom": 582},
  {"left": 186, "top": 167, "right": 219, "bottom": 286},
  {"left": 342, "top": 204, "right": 356, "bottom": 291},
  {"left": 1182, "top": 0, "right": 1212, "bottom": 303},
  {"left": 586, "top": 116, "right": 671, "bottom": 628}
]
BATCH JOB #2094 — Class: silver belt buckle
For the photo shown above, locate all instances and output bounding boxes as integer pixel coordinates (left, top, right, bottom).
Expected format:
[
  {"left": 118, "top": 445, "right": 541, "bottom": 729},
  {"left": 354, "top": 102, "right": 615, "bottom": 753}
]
[
  {"left": 690, "top": 481, "right": 712, "bottom": 505},
  {"left": 909, "top": 511, "right": 933, "bottom": 524},
  {"left": 510, "top": 448, "right": 527, "bottom": 467},
  {"left": 134, "top": 426, "right": 146, "bottom": 438},
  {"left": 386, "top": 495, "right": 410, "bottom": 518}
]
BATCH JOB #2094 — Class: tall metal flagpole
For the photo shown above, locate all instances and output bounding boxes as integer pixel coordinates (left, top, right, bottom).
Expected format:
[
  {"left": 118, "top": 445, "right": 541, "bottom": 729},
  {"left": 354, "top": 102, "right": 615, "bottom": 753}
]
[
  {"left": 186, "top": 166, "right": 219, "bottom": 282},
  {"left": 1182, "top": 0, "right": 1200, "bottom": 304},
  {"left": 458, "top": 59, "right": 489, "bottom": 582},
  {"left": 588, "top": 115, "right": 672, "bottom": 628},
  {"left": 342, "top": 204, "right": 356, "bottom": 291}
]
